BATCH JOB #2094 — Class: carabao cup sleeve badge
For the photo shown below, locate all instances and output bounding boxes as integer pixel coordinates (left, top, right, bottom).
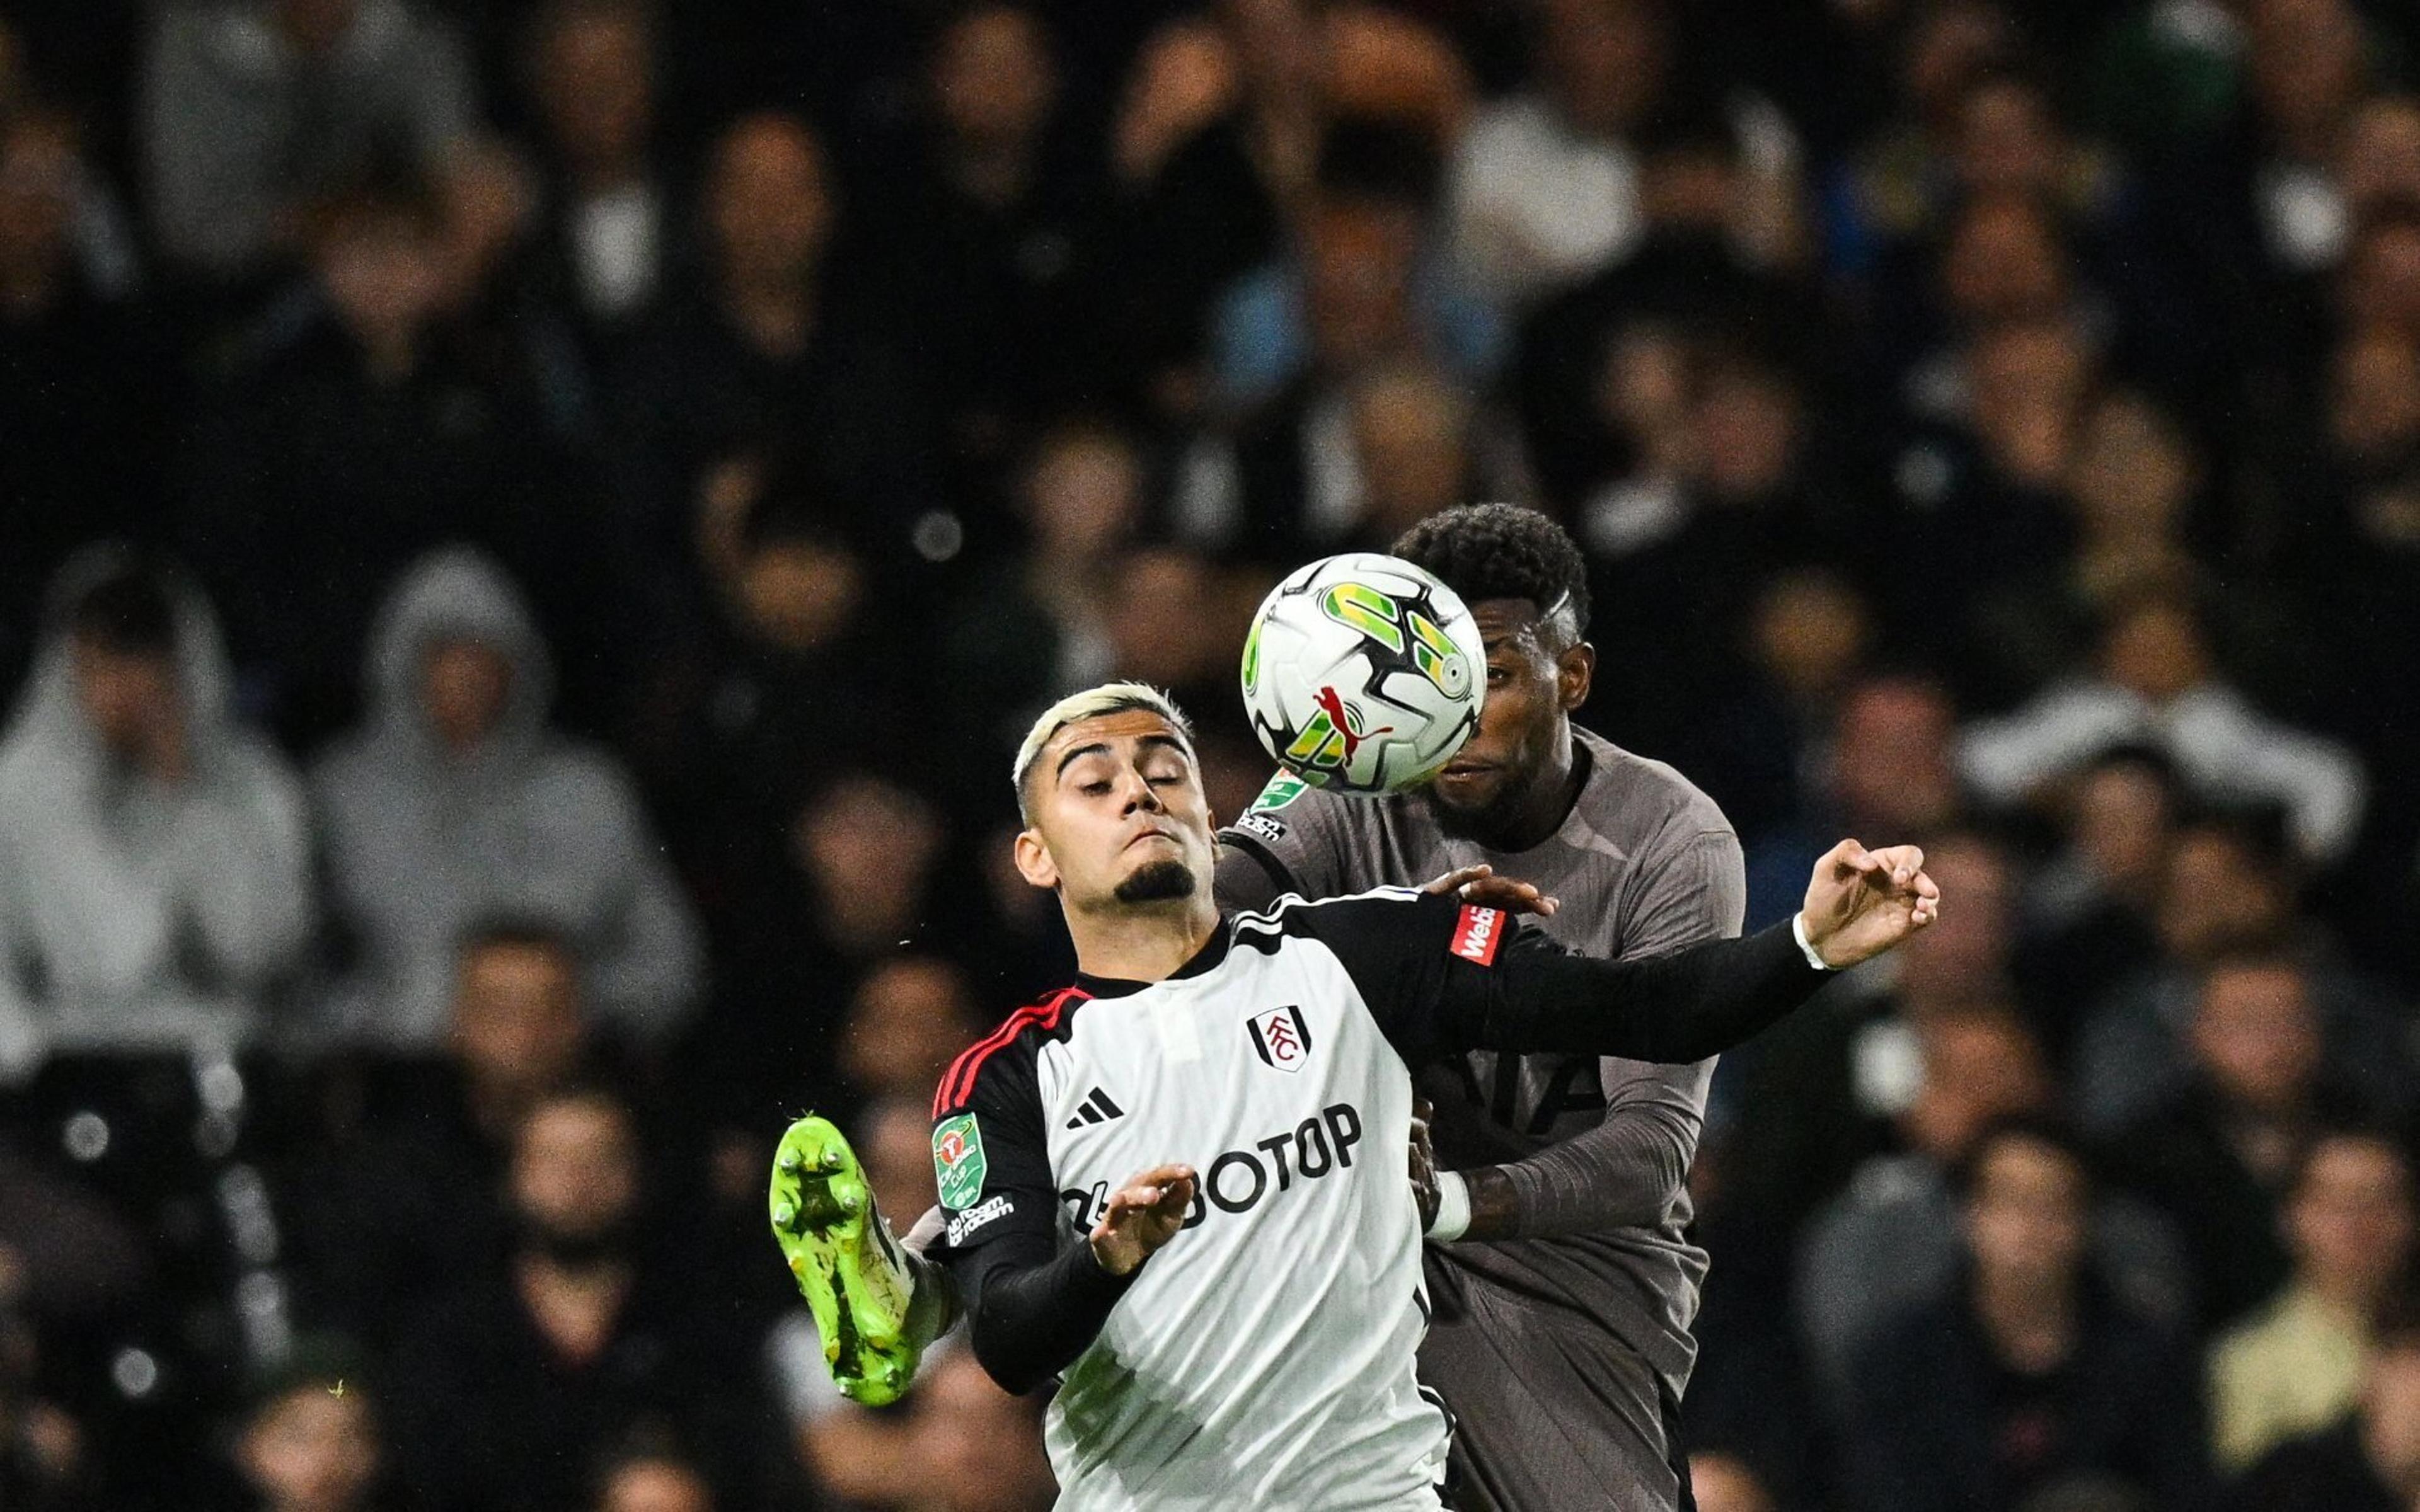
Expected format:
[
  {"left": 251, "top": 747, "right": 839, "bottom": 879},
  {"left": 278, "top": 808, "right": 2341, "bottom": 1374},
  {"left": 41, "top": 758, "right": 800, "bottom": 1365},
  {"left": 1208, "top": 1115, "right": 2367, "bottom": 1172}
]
[{"left": 933, "top": 1113, "right": 988, "bottom": 1210}]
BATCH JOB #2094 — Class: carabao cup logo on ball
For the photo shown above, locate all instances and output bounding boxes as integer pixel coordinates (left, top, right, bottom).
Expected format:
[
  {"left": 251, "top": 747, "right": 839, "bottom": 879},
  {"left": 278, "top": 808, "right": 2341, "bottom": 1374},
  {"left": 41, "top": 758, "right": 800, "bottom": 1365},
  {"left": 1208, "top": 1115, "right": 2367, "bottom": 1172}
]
[{"left": 1239, "top": 552, "right": 1485, "bottom": 796}]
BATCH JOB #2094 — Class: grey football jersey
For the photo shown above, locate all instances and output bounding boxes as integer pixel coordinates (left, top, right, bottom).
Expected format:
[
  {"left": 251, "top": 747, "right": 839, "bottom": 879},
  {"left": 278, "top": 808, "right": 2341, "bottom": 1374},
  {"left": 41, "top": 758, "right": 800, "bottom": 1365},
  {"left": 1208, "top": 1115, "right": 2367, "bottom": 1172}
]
[{"left": 1218, "top": 727, "right": 1745, "bottom": 1394}]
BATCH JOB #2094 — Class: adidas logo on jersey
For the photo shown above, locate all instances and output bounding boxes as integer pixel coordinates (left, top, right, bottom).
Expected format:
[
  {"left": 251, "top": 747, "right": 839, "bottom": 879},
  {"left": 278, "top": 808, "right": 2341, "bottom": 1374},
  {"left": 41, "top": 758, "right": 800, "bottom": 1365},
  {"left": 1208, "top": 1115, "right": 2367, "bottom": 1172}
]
[{"left": 1064, "top": 1087, "right": 1125, "bottom": 1129}]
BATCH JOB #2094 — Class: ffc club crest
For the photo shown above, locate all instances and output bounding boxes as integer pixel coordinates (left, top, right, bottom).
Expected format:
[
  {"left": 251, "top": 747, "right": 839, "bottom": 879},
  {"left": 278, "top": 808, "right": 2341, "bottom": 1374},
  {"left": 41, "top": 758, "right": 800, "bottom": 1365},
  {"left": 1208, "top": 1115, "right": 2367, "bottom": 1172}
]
[{"left": 1248, "top": 1004, "right": 1314, "bottom": 1072}]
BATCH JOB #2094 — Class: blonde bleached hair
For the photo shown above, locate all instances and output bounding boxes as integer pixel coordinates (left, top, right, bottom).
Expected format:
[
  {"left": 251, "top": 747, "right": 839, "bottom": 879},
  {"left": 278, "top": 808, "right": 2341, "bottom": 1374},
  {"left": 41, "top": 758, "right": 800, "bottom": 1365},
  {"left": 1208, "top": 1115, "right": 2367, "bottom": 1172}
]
[{"left": 1012, "top": 682, "right": 1198, "bottom": 820}]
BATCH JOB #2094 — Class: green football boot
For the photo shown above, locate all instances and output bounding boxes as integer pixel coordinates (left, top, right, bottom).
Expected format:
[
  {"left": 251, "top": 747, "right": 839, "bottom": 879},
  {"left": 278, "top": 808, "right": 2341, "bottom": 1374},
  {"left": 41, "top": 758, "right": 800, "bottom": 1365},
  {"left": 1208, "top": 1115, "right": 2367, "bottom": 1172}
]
[{"left": 768, "top": 1114, "right": 923, "bottom": 1406}]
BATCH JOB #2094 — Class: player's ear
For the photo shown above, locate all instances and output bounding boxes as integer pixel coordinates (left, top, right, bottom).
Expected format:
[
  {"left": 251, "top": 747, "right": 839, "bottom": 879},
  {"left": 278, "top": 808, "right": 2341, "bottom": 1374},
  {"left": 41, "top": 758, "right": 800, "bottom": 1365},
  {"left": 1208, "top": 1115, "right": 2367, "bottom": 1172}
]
[
  {"left": 1013, "top": 825, "right": 1060, "bottom": 891},
  {"left": 1558, "top": 641, "right": 1595, "bottom": 711}
]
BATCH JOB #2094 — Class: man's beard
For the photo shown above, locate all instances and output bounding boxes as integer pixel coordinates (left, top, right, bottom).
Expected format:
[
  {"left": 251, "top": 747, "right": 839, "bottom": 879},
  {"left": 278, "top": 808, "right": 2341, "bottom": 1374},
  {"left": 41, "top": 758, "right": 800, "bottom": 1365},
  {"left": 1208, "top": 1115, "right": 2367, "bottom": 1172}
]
[
  {"left": 1423, "top": 779, "right": 1529, "bottom": 847},
  {"left": 1113, "top": 858, "right": 1196, "bottom": 904}
]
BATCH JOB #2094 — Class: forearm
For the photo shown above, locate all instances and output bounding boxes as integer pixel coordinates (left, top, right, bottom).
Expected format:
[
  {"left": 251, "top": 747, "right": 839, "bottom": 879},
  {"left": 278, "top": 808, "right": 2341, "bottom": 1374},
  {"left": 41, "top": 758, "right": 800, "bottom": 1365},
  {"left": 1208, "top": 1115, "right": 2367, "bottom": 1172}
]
[
  {"left": 1459, "top": 1099, "right": 1701, "bottom": 1240},
  {"left": 955, "top": 1239, "right": 1138, "bottom": 1395},
  {"left": 1473, "top": 921, "right": 1819, "bottom": 1063}
]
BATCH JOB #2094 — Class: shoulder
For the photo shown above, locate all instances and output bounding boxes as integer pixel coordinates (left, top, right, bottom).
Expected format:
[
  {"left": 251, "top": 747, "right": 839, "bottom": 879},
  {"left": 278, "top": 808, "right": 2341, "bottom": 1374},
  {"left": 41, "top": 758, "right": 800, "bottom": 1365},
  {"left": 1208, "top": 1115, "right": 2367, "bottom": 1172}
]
[
  {"left": 932, "top": 985, "right": 1093, "bottom": 1118},
  {"left": 1231, "top": 885, "right": 1431, "bottom": 942},
  {"left": 1231, "top": 884, "right": 1478, "bottom": 970},
  {"left": 213, "top": 733, "right": 309, "bottom": 811},
  {"left": 1575, "top": 728, "right": 1736, "bottom": 844},
  {"left": 307, "top": 735, "right": 389, "bottom": 808},
  {"left": 533, "top": 740, "right": 649, "bottom": 810}
]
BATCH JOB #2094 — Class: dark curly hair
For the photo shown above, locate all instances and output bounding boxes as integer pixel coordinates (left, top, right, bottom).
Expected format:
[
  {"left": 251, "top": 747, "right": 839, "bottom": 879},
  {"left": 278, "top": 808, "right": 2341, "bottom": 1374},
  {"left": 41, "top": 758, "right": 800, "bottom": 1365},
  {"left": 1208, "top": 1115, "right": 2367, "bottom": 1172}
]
[{"left": 1392, "top": 503, "right": 1590, "bottom": 639}]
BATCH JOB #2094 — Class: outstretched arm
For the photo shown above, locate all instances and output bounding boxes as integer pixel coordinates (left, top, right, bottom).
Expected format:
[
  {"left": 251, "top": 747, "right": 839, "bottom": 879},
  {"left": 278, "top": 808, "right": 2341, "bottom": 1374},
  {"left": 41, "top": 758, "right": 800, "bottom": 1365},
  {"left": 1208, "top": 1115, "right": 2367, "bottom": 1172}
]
[
  {"left": 1460, "top": 842, "right": 1937, "bottom": 1062},
  {"left": 1303, "top": 841, "right": 1939, "bottom": 1067}
]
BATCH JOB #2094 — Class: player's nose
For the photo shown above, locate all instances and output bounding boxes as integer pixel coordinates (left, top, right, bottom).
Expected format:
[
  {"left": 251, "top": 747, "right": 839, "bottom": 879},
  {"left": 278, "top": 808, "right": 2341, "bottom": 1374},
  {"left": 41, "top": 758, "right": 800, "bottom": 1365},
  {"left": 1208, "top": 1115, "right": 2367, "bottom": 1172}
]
[{"left": 1119, "top": 765, "right": 1162, "bottom": 813}]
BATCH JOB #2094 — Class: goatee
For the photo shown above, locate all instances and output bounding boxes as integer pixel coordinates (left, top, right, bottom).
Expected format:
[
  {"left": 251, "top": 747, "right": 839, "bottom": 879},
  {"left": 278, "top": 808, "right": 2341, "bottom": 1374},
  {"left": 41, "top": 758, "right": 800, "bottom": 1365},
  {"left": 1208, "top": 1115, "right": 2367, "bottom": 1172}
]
[
  {"left": 1422, "top": 783, "right": 1525, "bottom": 847},
  {"left": 1114, "top": 858, "right": 1196, "bottom": 904}
]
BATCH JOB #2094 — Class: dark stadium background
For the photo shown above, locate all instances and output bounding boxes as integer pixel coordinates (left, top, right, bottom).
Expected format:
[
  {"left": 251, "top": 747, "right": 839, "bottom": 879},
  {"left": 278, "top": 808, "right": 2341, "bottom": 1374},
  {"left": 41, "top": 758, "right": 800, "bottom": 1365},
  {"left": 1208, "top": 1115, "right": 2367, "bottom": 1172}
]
[{"left": 3, "top": 0, "right": 2419, "bottom": 1508}]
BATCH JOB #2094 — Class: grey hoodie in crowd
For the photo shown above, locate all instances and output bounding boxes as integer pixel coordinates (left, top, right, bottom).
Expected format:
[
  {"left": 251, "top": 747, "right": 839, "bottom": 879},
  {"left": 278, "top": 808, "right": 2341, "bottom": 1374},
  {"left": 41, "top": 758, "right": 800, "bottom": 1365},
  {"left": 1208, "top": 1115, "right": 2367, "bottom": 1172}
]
[
  {"left": 310, "top": 547, "right": 701, "bottom": 1048},
  {"left": 0, "top": 548, "right": 314, "bottom": 1080}
]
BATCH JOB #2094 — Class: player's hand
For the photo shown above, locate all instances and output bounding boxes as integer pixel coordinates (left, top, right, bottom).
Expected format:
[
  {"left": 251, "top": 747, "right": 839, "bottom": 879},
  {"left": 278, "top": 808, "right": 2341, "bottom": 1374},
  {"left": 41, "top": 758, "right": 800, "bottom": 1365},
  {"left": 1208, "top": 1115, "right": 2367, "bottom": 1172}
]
[
  {"left": 1408, "top": 1097, "right": 1441, "bottom": 1232},
  {"left": 1089, "top": 1164, "right": 1196, "bottom": 1276},
  {"left": 1799, "top": 840, "right": 1940, "bottom": 968},
  {"left": 1422, "top": 864, "right": 1559, "bottom": 918}
]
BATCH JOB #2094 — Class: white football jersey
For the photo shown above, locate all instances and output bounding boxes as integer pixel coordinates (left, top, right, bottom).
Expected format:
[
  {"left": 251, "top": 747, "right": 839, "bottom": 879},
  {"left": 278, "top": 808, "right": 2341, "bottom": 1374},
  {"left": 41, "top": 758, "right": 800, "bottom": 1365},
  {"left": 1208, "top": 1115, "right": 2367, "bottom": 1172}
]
[{"left": 931, "top": 888, "right": 1502, "bottom": 1511}]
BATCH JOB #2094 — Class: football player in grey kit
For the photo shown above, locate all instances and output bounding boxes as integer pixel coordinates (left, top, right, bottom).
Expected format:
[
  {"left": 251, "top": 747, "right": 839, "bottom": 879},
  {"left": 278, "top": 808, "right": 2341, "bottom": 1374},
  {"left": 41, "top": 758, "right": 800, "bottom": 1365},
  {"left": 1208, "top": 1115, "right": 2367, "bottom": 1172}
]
[{"left": 1218, "top": 503, "right": 1736, "bottom": 1511}]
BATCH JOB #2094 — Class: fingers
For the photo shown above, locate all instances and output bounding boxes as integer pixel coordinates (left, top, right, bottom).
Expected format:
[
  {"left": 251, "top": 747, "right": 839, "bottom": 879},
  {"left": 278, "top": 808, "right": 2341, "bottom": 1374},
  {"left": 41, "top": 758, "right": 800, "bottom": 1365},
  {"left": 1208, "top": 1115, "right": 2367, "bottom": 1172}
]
[
  {"left": 1422, "top": 864, "right": 1493, "bottom": 896},
  {"left": 1908, "top": 870, "right": 1941, "bottom": 926},
  {"left": 1105, "top": 1164, "right": 1196, "bottom": 1223},
  {"left": 1864, "top": 844, "right": 1927, "bottom": 887},
  {"left": 1461, "top": 876, "right": 1559, "bottom": 917}
]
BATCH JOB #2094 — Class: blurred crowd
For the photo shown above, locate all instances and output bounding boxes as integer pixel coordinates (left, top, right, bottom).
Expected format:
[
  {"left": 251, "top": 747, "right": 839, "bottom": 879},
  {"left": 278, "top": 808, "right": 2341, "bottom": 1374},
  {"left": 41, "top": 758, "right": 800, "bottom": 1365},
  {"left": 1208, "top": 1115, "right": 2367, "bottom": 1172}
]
[{"left": 1, "top": 0, "right": 2418, "bottom": 1508}]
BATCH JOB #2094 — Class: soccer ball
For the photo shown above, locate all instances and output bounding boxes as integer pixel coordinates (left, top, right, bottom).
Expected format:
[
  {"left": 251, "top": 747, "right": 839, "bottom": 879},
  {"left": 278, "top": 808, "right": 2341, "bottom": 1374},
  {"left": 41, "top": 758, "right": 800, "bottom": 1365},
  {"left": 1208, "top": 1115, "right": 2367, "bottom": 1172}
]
[{"left": 1239, "top": 553, "right": 1485, "bottom": 796}]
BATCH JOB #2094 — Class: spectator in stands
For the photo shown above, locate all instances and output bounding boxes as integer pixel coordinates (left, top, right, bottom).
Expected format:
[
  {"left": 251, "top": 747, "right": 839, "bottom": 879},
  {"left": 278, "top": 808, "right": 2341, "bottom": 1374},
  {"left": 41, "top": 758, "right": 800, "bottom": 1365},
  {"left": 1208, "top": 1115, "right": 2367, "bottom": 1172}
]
[
  {"left": 2072, "top": 812, "right": 2412, "bottom": 1133},
  {"left": 0, "top": 108, "right": 162, "bottom": 704},
  {"left": 1673, "top": 566, "right": 1874, "bottom": 843},
  {"left": 606, "top": 112, "right": 933, "bottom": 567},
  {"left": 2233, "top": 0, "right": 2378, "bottom": 279},
  {"left": 880, "top": 3, "right": 1108, "bottom": 483},
  {"left": 839, "top": 958, "right": 979, "bottom": 1113},
  {"left": 946, "top": 420, "right": 1144, "bottom": 772},
  {"left": 2209, "top": 1129, "right": 2415, "bottom": 1472},
  {"left": 1105, "top": 0, "right": 1472, "bottom": 397},
  {"left": 0, "top": 550, "right": 312, "bottom": 1079},
  {"left": 2228, "top": 1315, "right": 2420, "bottom": 1511},
  {"left": 1209, "top": 112, "right": 1500, "bottom": 431},
  {"left": 1799, "top": 1002, "right": 2194, "bottom": 1401},
  {"left": 388, "top": 1086, "right": 773, "bottom": 1511},
  {"left": 311, "top": 547, "right": 700, "bottom": 1051},
  {"left": 282, "top": 921, "right": 602, "bottom": 1348},
  {"left": 515, "top": 0, "right": 677, "bottom": 349},
  {"left": 1448, "top": 0, "right": 1802, "bottom": 311},
  {"left": 1837, "top": 1117, "right": 2211, "bottom": 1512},
  {"left": 2104, "top": 954, "right": 2377, "bottom": 1328},
  {"left": 2014, "top": 745, "right": 2181, "bottom": 1058},
  {"left": 1579, "top": 341, "right": 1860, "bottom": 764},
  {"left": 1444, "top": 0, "right": 1671, "bottom": 310},
  {"left": 176, "top": 170, "right": 564, "bottom": 746},
  {"left": 1743, "top": 672, "right": 1968, "bottom": 925},
  {"left": 1958, "top": 389, "right": 2207, "bottom": 709},
  {"left": 679, "top": 771, "right": 954, "bottom": 1173},
  {"left": 1831, "top": 2, "right": 2022, "bottom": 255},
  {"left": 1961, "top": 581, "right": 2367, "bottom": 864},
  {"left": 627, "top": 456, "right": 904, "bottom": 869},
  {"left": 1724, "top": 833, "right": 2019, "bottom": 1241},
  {"left": 590, "top": 1431, "right": 714, "bottom": 1512},
  {"left": 139, "top": 0, "right": 490, "bottom": 285},
  {"left": 1509, "top": 110, "right": 1823, "bottom": 515},
  {"left": 1882, "top": 310, "right": 2100, "bottom": 657},
  {"left": 232, "top": 1341, "right": 391, "bottom": 1512}
]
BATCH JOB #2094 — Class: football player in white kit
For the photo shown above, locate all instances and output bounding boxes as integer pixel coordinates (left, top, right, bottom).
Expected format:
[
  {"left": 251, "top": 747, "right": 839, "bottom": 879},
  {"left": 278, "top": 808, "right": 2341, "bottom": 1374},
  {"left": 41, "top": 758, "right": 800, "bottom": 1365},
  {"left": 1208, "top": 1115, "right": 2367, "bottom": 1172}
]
[{"left": 771, "top": 682, "right": 1937, "bottom": 1509}]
